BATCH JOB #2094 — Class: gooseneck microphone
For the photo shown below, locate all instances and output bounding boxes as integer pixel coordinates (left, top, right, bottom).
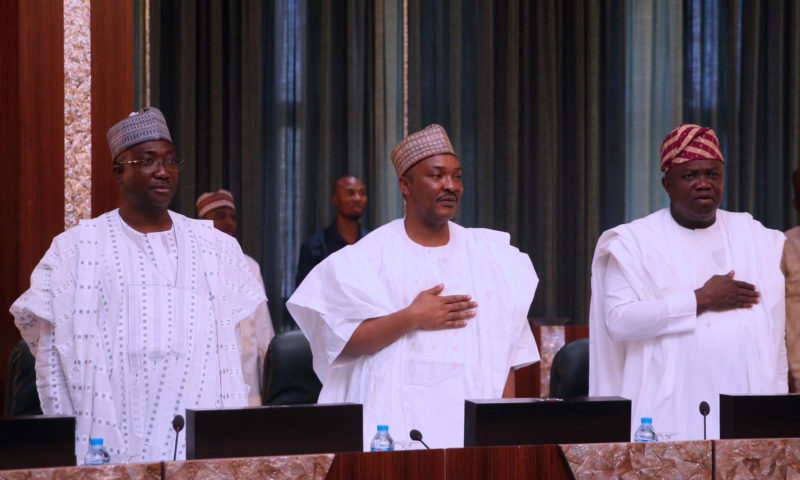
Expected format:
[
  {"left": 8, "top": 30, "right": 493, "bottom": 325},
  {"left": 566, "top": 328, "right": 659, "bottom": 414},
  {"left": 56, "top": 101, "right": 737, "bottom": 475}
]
[
  {"left": 409, "top": 429, "right": 430, "bottom": 449},
  {"left": 172, "top": 414, "right": 185, "bottom": 461},
  {"left": 699, "top": 401, "right": 710, "bottom": 440}
]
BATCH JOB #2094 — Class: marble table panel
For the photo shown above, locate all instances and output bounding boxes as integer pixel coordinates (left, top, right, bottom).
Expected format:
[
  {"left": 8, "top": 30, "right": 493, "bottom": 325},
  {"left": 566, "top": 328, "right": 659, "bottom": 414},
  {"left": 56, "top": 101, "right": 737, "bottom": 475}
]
[
  {"left": 0, "top": 462, "right": 160, "bottom": 480},
  {"left": 715, "top": 438, "right": 800, "bottom": 479},
  {"left": 163, "top": 454, "right": 334, "bottom": 480},
  {"left": 561, "top": 441, "right": 712, "bottom": 480},
  {"left": 538, "top": 326, "right": 566, "bottom": 397}
]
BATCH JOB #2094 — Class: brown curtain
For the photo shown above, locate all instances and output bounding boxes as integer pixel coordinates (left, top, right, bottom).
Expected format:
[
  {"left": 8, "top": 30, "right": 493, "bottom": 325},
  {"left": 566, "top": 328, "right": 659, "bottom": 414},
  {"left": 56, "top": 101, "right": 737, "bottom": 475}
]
[{"left": 407, "top": 0, "right": 627, "bottom": 323}]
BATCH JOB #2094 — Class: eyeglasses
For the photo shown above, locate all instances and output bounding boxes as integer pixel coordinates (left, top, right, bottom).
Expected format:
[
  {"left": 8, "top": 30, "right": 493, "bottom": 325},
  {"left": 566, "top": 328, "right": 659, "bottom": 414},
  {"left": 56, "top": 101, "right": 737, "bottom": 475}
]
[{"left": 115, "top": 157, "right": 183, "bottom": 172}]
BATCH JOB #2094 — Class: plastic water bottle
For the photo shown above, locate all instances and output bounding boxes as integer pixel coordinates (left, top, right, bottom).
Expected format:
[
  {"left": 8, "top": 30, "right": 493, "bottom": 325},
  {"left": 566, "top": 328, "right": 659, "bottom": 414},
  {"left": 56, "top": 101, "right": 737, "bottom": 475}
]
[
  {"left": 84, "top": 438, "right": 111, "bottom": 465},
  {"left": 370, "top": 425, "right": 394, "bottom": 451},
  {"left": 633, "top": 417, "right": 659, "bottom": 442}
]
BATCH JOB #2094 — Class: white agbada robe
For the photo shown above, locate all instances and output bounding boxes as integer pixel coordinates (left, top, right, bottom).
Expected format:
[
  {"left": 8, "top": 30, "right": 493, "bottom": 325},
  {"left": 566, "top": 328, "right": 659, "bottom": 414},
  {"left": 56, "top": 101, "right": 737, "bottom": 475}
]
[
  {"left": 240, "top": 254, "right": 275, "bottom": 406},
  {"left": 10, "top": 210, "right": 265, "bottom": 462},
  {"left": 589, "top": 208, "right": 787, "bottom": 440},
  {"left": 288, "top": 219, "right": 540, "bottom": 450}
]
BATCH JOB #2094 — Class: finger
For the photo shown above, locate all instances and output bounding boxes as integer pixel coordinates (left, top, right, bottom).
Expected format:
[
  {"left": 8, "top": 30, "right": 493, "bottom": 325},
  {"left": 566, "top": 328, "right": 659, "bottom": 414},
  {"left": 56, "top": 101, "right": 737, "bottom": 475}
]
[
  {"left": 447, "top": 309, "right": 477, "bottom": 321},
  {"left": 734, "top": 287, "right": 759, "bottom": 298},
  {"left": 736, "top": 295, "right": 759, "bottom": 304},
  {"left": 736, "top": 301, "right": 757, "bottom": 309},
  {"left": 442, "top": 319, "right": 468, "bottom": 329},
  {"left": 441, "top": 294, "right": 473, "bottom": 304},
  {"left": 733, "top": 281, "right": 756, "bottom": 290},
  {"left": 446, "top": 300, "right": 478, "bottom": 311},
  {"left": 424, "top": 284, "right": 445, "bottom": 295},
  {"left": 727, "top": 270, "right": 735, "bottom": 278}
]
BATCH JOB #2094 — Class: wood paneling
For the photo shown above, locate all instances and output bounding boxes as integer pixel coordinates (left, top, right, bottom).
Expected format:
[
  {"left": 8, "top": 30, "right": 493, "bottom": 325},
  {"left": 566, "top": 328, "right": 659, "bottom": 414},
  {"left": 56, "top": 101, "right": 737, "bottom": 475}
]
[
  {"left": 444, "top": 445, "right": 572, "bottom": 480},
  {"left": 91, "top": 0, "right": 134, "bottom": 217},
  {"left": 326, "top": 450, "right": 445, "bottom": 480},
  {"left": 0, "top": 0, "right": 65, "bottom": 410}
]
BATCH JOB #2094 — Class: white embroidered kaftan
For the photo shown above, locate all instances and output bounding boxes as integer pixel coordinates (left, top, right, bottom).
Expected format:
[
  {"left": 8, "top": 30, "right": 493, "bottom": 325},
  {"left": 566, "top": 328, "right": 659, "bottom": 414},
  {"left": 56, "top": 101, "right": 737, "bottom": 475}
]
[
  {"left": 589, "top": 208, "right": 786, "bottom": 440},
  {"left": 288, "top": 219, "right": 540, "bottom": 450},
  {"left": 11, "top": 210, "right": 265, "bottom": 462}
]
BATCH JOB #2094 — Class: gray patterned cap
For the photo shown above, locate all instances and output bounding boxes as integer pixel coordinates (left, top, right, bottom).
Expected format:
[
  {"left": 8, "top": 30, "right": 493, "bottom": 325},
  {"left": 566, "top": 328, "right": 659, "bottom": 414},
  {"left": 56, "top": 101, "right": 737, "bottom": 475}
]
[{"left": 107, "top": 107, "right": 173, "bottom": 160}]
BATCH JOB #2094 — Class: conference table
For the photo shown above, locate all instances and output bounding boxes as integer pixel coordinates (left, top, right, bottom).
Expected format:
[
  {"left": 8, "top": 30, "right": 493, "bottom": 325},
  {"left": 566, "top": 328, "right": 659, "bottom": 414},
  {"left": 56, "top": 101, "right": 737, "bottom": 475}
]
[{"left": 1, "top": 437, "right": 798, "bottom": 479}]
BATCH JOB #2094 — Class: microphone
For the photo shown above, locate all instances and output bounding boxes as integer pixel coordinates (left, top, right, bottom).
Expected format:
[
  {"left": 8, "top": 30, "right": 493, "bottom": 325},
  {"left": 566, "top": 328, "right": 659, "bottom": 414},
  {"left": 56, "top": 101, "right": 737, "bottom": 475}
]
[
  {"left": 699, "top": 401, "right": 710, "bottom": 440},
  {"left": 409, "top": 429, "right": 430, "bottom": 449},
  {"left": 172, "top": 414, "right": 185, "bottom": 461}
]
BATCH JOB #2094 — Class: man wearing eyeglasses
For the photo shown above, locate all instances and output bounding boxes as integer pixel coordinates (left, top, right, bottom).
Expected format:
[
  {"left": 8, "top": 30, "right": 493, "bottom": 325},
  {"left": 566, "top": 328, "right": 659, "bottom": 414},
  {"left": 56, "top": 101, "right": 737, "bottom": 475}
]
[{"left": 10, "top": 108, "right": 265, "bottom": 462}]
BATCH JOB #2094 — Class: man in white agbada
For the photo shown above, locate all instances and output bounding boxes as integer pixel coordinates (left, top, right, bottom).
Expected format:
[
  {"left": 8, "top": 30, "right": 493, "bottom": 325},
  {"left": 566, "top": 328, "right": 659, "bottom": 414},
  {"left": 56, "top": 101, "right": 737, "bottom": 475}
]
[
  {"left": 10, "top": 108, "right": 265, "bottom": 462},
  {"left": 196, "top": 189, "right": 275, "bottom": 406},
  {"left": 288, "top": 124, "right": 540, "bottom": 450},
  {"left": 589, "top": 123, "right": 786, "bottom": 441}
]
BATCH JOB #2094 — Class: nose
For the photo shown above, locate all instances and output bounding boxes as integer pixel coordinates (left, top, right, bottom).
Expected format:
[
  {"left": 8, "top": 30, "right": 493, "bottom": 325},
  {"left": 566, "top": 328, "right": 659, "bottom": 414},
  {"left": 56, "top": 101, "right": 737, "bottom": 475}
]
[
  {"left": 696, "top": 174, "right": 712, "bottom": 189},
  {"left": 152, "top": 160, "right": 170, "bottom": 177}
]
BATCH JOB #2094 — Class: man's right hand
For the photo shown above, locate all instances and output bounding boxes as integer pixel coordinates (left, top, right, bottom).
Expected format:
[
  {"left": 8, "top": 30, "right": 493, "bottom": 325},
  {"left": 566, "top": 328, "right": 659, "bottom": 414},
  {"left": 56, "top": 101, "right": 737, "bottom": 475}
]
[
  {"left": 694, "top": 270, "right": 760, "bottom": 315},
  {"left": 406, "top": 284, "right": 477, "bottom": 330}
]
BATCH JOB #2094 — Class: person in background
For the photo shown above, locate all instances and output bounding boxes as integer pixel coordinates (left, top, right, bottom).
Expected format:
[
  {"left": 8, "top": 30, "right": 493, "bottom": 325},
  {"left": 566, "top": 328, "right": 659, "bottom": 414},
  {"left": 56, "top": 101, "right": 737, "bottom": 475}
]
[
  {"left": 295, "top": 175, "right": 369, "bottom": 287},
  {"left": 196, "top": 189, "right": 275, "bottom": 405},
  {"left": 11, "top": 108, "right": 264, "bottom": 461},
  {"left": 589, "top": 123, "right": 786, "bottom": 440}
]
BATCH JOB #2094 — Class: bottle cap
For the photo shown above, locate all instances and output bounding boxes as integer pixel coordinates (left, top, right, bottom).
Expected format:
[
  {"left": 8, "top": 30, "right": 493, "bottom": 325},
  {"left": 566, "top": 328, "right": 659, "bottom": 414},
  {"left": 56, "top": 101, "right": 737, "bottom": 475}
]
[
  {"left": 377, "top": 425, "right": 388, "bottom": 431},
  {"left": 89, "top": 438, "right": 104, "bottom": 445},
  {"left": 641, "top": 417, "right": 652, "bottom": 423}
]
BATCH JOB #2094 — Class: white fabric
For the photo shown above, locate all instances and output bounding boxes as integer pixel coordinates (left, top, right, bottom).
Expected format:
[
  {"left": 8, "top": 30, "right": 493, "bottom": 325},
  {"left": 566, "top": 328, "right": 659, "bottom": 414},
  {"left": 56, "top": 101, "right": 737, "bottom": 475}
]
[
  {"left": 239, "top": 254, "right": 275, "bottom": 406},
  {"left": 287, "top": 219, "right": 540, "bottom": 450},
  {"left": 589, "top": 208, "right": 787, "bottom": 440},
  {"left": 10, "top": 210, "right": 265, "bottom": 462}
]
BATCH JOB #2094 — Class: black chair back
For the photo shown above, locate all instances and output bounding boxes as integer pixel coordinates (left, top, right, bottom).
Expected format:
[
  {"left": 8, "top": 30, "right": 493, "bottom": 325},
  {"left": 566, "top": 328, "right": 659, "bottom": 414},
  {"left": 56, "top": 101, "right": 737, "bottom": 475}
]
[
  {"left": 4, "top": 339, "right": 42, "bottom": 416},
  {"left": 262, "top": 330, "right": 322, "bottom": 405},
  {"left": 549, "top": 337, "right": 589, "bottom": 398}
]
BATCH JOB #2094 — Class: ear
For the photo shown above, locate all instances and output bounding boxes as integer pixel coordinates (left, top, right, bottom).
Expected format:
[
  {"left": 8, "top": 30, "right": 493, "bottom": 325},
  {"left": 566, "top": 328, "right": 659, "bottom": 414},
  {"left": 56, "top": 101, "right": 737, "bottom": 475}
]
[
  {"left": 112, "top": 163, "right": 124, "bottom": 184},
  {"left": 661, "top": 175, "right": 670, "bottom": 196},
  {"left": 398, "top": 175, "right": 411, "bottom": 198}
]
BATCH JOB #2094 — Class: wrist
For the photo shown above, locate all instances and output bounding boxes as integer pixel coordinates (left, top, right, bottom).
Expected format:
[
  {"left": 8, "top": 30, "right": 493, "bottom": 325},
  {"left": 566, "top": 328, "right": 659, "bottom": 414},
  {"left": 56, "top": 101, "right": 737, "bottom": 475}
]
[
  {"left": 694, "top": 288, "right": 706, "bottom": 314},
  {"left": 399, "top": 306, "right": 419, "bottom": 331}
]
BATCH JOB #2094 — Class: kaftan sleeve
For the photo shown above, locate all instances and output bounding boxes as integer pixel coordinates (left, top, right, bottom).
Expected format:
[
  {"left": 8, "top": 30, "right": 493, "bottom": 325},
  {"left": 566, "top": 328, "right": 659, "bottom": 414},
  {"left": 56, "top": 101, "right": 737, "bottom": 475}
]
[
  {"left": 240, "top": 256, "right": 275, "bottom": 406},
  {"left": 10, "top": 232, "right": 77, "bottom": 416},
  {"left": 287, "top": 236, "right": 397, "bottom": 383},
  {"left": 603, "top": 255, "right": 697, "bottom": 342},
  {"left": 508, "top": 325, "right": 540, "bottom": 369}
]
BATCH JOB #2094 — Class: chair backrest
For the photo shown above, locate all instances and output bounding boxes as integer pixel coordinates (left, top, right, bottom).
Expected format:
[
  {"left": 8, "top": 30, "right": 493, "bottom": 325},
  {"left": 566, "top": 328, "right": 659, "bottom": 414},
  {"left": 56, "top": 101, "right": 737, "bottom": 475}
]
[
  {"left": 549, "top": 337, "right": 589, "bottom": 398},
  {"left": 262, "top": 330, "right": 322, "bottom": 405},
  {"left": 4, "top": 339, "right": 42, "bottom": 416}
]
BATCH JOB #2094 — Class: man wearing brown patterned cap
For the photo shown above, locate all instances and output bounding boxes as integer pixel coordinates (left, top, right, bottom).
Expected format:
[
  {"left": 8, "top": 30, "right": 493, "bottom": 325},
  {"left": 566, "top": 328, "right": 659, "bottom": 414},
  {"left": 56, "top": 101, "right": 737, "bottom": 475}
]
[
  {"left": 196, "top": 189, "right": 275, "bottom": 406},
  {"left": 11, "top": 108, "right": 265, "bottom": 462},
  {"left": 589, "top": 123, "right": 786, "bottom": 441},
  {"left": 289, "top": 124, "right": 540, "bottom": 449}
]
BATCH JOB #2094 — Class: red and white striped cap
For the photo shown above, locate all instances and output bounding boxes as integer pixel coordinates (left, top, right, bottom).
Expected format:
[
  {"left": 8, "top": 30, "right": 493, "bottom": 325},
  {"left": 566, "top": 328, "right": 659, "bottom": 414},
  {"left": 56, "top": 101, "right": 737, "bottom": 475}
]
[{"left": 660, "top": 124, "right": 723, "bottom": 173}]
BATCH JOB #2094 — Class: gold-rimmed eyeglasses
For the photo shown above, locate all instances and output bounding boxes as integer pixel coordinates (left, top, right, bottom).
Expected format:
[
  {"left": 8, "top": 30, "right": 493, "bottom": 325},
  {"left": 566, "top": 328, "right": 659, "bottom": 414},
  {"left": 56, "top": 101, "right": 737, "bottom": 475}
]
[{"left": 115, "top": 157, "right": 183, "bottom": 173}]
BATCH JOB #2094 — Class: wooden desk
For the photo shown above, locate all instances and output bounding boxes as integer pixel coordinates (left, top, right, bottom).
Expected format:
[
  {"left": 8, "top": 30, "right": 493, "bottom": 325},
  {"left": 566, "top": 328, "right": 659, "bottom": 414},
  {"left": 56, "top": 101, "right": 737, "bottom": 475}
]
[{"left": 7, "top": 439, "right": 800, "bottom": 479}]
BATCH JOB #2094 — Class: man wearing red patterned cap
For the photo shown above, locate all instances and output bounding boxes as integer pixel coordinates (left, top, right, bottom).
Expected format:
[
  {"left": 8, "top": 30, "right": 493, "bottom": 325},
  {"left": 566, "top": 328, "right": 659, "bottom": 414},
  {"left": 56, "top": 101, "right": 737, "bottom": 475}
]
[
  {"left": 197, "top": 189, "right": 275, "bottom": 406},
  {"left": 781, "top": 169, "right": 800, "bottom": 391},
  {"left": 589, "top": 123, "right": 787, "bottom": 440},
  {"left": 10, "top": 108, "right": 265, "bottom": 462},
  {"left": 288, "top": 124, "right": 540, "bottom": 449}
]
